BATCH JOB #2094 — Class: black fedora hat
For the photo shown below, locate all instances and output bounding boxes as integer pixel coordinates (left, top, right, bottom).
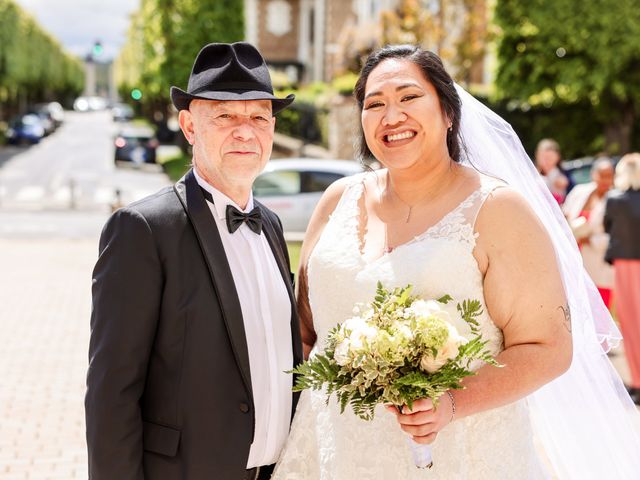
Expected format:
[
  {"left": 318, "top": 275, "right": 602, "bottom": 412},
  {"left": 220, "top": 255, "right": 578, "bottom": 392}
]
[{"left": 170, "top": 42, "right": 294, "bottom": 114}]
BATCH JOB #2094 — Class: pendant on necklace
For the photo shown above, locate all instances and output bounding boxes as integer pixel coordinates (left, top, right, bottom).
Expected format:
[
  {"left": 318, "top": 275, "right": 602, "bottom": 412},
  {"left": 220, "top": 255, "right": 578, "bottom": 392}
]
[{"left": 384, "top": 246, "right": 394, "bottom": 254}]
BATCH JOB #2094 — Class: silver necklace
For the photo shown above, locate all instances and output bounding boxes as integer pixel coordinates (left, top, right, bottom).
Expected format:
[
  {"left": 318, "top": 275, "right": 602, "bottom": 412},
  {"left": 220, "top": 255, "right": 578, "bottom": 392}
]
[{"left": 377, "top": 168, "right": 456, "bottom": 254}]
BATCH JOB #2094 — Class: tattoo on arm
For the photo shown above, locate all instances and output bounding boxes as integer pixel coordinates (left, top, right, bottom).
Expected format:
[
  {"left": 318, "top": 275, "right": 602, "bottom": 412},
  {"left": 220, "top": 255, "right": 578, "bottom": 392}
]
[{"left": 558, "top": 304, "right": 572, "bottom": 333}]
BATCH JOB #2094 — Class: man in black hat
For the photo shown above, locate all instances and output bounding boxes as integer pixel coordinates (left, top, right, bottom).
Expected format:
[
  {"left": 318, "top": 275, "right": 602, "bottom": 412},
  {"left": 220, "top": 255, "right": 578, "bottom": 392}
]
[{"left": 86, "top": 42, "right": 302, "bottom": 480}]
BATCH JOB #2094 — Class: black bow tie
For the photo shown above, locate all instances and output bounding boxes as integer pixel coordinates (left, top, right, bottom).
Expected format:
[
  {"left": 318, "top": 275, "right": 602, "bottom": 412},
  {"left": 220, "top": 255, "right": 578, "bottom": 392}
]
[
  {"left": 226, "top": 204, "right": 262, "bottom": 234},
  {"left": 199, "top": 187, "right": 262, "bottom": 234}
]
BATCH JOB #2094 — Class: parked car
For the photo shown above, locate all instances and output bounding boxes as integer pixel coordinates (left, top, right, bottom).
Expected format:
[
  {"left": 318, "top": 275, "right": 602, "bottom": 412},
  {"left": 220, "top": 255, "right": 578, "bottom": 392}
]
[
  {"left": 31, "top": 110, "right": 55, "bottom": 136},
  {"left": 114, "top": 125, "right": 159, "bottom": 164},
  {"left": 5, "top": 114, "right": 46, "bottom": 145},
  {"left": 111, "top": 103, "right": 134, "bottom": 122},
  {"left": 34, "top": 102, "right": 64, "bottom": 126},
  {"left": 73, "top": 96, "right": 108, "bottom": 112},
  {"left": 254, "top": 158, "right": 364, "bottom": 233}
]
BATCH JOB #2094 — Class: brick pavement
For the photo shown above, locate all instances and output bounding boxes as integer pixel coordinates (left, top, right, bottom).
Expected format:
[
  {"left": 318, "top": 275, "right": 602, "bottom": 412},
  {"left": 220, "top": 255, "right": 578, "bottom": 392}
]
[{"left": 0, "top": 238, "right": 96, "bottom": 479}]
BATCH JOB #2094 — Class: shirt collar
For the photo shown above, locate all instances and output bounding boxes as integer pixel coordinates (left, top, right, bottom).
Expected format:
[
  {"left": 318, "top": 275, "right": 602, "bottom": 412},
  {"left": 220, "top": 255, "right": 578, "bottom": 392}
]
[{"left": 193, "top": 168, "right": 255, "bottom": 221}]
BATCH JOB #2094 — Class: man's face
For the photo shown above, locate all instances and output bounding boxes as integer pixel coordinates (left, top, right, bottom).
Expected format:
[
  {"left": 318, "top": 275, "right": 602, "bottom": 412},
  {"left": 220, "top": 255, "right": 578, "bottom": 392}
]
[
  {"left": 536, "top": 147, "right": 560, "bottom": 173},
  {"left": 592, "top": 163, "right": 614, "bottom": 195},
  {"left": 179, "top": 99, "right": 275, "bottom": 192}
]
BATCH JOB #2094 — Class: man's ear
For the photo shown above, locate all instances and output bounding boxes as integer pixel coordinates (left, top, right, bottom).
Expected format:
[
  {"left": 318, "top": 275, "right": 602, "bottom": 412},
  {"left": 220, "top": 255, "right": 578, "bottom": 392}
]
[{"left": 178, "top": 109, "right": 195, "bottom": 145}]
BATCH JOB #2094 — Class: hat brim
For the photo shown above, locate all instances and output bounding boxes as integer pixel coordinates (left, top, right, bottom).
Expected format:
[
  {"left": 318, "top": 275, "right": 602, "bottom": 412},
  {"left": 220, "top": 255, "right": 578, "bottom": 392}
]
[{"left": 170, "top": 86, "right": 294, "bottom": 115}]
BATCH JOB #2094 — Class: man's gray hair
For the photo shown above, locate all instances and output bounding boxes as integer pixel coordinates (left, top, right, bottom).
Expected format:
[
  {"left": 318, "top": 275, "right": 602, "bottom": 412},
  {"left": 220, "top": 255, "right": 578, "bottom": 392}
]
[{"left": 591, "top": 157, "right": 614, "bottom": 173}]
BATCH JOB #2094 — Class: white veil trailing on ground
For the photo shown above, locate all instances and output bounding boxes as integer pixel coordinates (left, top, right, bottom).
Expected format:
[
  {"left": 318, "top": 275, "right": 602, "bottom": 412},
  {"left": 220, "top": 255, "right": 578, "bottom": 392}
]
[{"left": 455, "top": 84, "right": 640, "bottom": 478}]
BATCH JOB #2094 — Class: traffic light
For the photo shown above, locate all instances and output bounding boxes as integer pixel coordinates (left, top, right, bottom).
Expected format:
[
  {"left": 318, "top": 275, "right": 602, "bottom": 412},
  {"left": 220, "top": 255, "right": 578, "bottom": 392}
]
[
  {"left": 92, "top": 41, "right": 103, "bottom": 57},
  {"left": 131, "top": 89, "right": 142, "bottom": 101}
]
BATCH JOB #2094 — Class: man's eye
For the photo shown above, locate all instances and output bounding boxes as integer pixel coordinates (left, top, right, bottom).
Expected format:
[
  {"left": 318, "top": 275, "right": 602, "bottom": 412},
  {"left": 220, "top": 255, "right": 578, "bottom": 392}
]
[
  {"left": 254, "top": 115, "right": 269, "bottom": 122},
  {"left": 217, "top": 114, "right": 232, "bottom": 119}
]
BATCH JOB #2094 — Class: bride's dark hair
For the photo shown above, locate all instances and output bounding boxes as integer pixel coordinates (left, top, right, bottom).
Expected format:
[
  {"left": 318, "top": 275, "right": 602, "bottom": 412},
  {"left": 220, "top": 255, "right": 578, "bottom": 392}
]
[{"left": 353, "top": 45, "right": 462, "bottom": 163}]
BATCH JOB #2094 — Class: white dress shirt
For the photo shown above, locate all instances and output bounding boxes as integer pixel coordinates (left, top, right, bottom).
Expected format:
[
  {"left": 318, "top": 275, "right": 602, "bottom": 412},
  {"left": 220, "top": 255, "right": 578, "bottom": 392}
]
[{"left": 194, "top": 170, "right": 293, "bottom": 468}]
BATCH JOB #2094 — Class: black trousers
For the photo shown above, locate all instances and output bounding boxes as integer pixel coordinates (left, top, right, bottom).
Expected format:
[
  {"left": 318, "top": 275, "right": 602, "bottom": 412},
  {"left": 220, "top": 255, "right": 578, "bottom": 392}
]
[{"left": 245, "top": 463, "right": 275, "bottom": 480}]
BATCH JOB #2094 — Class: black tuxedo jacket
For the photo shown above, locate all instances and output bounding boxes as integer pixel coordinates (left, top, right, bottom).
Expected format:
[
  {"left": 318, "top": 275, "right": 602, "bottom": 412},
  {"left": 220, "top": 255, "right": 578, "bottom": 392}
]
[
  {"left": 86, "top": 169, "right": 303, "bottom": 479},
  {"left": 604, "top": 188, "right": 640, "bottom": 263}
]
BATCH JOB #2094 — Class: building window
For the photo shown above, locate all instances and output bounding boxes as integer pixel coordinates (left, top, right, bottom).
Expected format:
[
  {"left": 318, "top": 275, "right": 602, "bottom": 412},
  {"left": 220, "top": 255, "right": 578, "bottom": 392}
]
[{"left": 266, "top": 0, "right": 292, "bottom": 37}]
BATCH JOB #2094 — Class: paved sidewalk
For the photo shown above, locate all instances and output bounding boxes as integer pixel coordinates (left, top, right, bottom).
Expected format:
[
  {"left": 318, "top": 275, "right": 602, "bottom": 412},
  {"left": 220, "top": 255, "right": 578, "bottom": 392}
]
[{"left": 0, "top": 238, "right": 96, "bottom": 479}]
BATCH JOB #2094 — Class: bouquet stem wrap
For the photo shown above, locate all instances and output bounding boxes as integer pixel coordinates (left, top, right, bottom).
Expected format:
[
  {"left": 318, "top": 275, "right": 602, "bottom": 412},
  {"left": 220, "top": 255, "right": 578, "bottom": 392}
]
[{"left": 406, "top": 437, "right": 433, "bottom": 469}]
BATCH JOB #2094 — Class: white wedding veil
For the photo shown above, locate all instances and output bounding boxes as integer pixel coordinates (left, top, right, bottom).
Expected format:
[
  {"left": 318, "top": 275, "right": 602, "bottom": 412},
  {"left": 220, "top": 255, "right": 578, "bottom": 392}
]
[{"left": 455, "top": 84, "right": 640, "bottom": 478}]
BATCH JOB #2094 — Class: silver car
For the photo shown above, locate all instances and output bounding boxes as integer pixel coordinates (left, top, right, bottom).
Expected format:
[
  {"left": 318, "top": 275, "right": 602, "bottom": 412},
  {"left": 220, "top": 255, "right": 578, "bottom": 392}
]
[{"left": 254, "top": 158, "right": 364, "bottom": 233}]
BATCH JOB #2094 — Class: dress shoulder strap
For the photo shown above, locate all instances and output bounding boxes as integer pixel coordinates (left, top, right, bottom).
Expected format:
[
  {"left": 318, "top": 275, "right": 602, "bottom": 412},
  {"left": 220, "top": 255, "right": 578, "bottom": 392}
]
[
  {"left": 324, "top": 173, "right": 367, "bottom": 230},
  {"left": 466, "top": 174, "right": 508, "bottom": 230}
]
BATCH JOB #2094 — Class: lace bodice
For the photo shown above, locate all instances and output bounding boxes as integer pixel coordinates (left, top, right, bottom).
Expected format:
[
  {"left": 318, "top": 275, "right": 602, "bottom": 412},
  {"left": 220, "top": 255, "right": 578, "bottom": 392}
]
[
  {"left": 272, "top": 172, "right": 548, "bottom": 480},
  {"left": 307, "top": 174, "right": 504, "bottom": 358}
]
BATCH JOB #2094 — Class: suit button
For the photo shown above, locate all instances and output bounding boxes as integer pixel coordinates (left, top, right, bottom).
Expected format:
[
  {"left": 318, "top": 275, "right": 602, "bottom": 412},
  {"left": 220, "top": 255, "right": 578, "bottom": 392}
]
[{"left": 239, "top": 402, "right": 250, "bottom": 413}]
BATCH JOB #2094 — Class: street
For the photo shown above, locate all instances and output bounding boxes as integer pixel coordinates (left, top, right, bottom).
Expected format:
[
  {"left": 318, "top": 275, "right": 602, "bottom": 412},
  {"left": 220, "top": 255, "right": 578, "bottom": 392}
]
[
  {"left": 0, "top": 110, "right": 633, "bottom": 479},
  {"left": 0, "top": 111, "right": 170, "bottom": 479}
]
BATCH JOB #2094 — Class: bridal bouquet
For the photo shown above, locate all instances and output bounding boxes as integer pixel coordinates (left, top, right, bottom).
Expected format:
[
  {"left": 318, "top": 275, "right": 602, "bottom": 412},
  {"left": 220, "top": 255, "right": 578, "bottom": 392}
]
[{"left": 291, "top": 282, "right": 499, "bottom": 468}]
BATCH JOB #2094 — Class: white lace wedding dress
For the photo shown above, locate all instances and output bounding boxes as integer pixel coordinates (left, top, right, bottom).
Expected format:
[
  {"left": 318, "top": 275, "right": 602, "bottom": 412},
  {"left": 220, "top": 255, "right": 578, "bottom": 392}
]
[{"left": 272, "top": 174, "right": 550, "bottom": 480}]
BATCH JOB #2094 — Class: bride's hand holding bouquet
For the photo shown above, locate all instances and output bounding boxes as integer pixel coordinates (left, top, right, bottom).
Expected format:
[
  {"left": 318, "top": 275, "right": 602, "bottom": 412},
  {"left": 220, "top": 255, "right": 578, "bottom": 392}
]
[{"left": 290, "top": 282, "right": 499, "bottom": 468}]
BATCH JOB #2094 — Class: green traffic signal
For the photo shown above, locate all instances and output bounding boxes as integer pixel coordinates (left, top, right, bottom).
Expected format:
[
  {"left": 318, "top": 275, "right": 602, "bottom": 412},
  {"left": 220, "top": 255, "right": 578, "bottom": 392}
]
[
  {"left": 92, "top": 42, "right": 103, "bottom": 56},
  {"left": 131, "top": 89, "right": 142, "bottom": 100}
]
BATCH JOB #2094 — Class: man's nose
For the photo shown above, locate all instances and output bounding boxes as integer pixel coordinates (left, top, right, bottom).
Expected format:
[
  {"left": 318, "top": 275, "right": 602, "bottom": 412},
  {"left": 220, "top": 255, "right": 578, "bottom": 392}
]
[{"left": 231, "top": 119, "right": 257, "bottom": 141}]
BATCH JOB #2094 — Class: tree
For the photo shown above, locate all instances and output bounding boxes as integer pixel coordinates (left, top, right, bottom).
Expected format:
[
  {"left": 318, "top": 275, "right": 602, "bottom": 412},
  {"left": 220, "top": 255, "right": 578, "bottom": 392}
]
[
  {"left": 115, "top": 0, "right": 244, "bottom": 118},
  {"left": 0, "top": 0, "right": 83, "bottom": 122},
  {"left": 495, "top": 0, "right": 640, "bottom": 154}
]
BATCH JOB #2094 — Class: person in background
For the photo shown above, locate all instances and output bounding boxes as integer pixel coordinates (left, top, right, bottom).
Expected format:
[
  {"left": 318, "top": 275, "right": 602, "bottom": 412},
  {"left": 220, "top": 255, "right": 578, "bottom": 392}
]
[
  {"left": 535, "top": 138, "right": 569, "bottom": 204},
  {"left": 563, "top": 157, "right": 615, "bottom": 308},
  {"left": 604, "top": 153, "right": 640, "bottom": 405}
]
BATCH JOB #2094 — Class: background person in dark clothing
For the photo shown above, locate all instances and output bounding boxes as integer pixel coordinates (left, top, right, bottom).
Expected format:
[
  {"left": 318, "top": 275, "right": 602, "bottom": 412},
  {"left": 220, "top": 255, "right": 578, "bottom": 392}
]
[{"left": 604, "top": 152, "right": 640, "bottom": 404}]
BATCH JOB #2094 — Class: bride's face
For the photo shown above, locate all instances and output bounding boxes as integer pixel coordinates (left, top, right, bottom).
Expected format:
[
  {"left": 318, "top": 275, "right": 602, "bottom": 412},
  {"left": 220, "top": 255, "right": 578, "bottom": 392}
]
[{"left": 361, "top": 58, "right": 451, "bottom": 171}]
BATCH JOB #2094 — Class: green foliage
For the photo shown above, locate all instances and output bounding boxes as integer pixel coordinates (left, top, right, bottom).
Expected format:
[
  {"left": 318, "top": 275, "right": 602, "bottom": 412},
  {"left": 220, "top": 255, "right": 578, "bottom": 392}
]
[
  {"left": 331, "top": 73, "right": 359, "bottom": 96},
  {"left": 495, "top": 0, "right": 640, "bottom": 153},
  {"left": 160, "top": 153, "right": 191, "bottom": 181},
  {"left": 116, "top": 0, "right": 245, "bottom": 116},
  {"left": 458, "top": 299, "right": 483, "bottom": 331},
  {"left": 290, "top": 284, "right": 499, "bottom": 421},
  {"left": 274, "top": 82, "right": 331, "bottom": 147},
  {"left": 477, "top": 94, "right": 624, "bottom": 159},
  {"left": 0, "top": 0, "right": 83, "bottom": 117}
]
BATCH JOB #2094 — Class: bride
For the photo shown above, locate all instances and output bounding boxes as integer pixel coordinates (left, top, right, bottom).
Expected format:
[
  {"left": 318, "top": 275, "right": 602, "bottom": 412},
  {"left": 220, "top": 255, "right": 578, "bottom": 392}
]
[{"left": 272, "top": 45, "right": 640, "bottom": 479}]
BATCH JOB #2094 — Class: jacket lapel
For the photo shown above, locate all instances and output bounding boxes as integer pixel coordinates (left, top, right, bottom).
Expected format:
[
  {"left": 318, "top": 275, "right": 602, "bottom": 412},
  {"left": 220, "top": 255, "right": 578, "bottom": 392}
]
[{"left": 174, "top": 170, "right": 253, "bottom": 401}]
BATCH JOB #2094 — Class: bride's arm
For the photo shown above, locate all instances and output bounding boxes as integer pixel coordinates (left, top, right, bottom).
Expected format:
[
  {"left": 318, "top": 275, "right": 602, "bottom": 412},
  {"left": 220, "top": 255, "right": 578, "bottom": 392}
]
[
  {"left": 296, "top": 177, "right": 352, "bottom": 359},
  {"left": 392, "top": 187, "right": 573, "bottom": 443}
]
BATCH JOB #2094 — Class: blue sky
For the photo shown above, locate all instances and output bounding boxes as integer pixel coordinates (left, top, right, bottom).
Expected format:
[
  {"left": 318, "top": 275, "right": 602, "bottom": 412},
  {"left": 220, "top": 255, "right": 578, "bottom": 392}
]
[{"left": 14, "top": 0, "right": 140, "bottom": 61}]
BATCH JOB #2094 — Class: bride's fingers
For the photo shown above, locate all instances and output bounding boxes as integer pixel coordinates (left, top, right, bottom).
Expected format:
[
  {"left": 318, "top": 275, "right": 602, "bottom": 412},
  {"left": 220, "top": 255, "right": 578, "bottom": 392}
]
[
  {"left": 396, "top": 410, "right": 436, "bottom": 426},
  {"left": 401, "top": 399, "right": 434, "bottom": 414},
  {"left": 412, "top": 432, "right": 438, "bottom": 445},
  {"left": 400, "top": 420, "right": 438, "bottom": 437}
]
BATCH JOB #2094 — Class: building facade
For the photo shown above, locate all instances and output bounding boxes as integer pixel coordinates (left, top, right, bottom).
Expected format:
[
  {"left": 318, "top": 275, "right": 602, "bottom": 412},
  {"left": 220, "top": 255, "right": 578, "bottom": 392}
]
[{"left": 245, "top": 0, "right": 491, "bottom": 86}]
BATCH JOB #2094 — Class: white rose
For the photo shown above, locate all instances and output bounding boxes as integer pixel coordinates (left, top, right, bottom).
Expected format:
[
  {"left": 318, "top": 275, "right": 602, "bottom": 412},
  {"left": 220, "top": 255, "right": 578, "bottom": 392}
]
[
  {"left": 342, "top": 316, "right": 367, "bottom": 331},
  {"left": 409, "top": 299, "right": 452, "bottom": 324},
  {"left": 420, "top": 324, "right": 467, "bottom": 373},
  {"left": 334, "top": 339, "right": 351, "bottom": 366}
]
